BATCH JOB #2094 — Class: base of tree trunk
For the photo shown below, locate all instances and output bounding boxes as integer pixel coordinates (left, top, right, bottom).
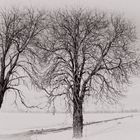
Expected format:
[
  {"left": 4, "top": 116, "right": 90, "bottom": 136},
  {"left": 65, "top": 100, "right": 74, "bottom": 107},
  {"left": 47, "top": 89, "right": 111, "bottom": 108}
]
[
  {"left": 73, "top": 101, "right": 83, "bottom": 138},
  {"left": 73, "top": 125, "right": 83, "bottom": 138},
  {"left": 0, "top": 92, "right": 4, "bottom": 108}
]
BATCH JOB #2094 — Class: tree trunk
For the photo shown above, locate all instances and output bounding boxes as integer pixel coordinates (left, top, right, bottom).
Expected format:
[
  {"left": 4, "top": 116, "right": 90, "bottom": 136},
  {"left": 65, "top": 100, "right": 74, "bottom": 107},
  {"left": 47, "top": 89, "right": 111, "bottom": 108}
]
[
  {"left": 73, "top": 99, "right": 83, "bottom": 138},
  {"left": 0, "top": 90, "right": 4, "bottom": 108}
]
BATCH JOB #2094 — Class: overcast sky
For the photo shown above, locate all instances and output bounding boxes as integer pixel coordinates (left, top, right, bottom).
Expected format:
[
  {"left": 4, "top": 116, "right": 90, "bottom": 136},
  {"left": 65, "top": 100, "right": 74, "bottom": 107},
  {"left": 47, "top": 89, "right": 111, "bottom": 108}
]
[{"left": 1, "top": 0, "right": 140, "bottom": 111}]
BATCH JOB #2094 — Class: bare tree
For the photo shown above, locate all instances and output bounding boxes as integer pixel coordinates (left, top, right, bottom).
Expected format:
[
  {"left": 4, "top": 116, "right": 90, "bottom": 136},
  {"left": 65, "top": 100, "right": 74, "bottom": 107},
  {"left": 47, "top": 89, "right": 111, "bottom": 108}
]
[
  {"left": 0, "top": 8, "right": 46, "bottom": 108},
  {"left": 32, "top": 9, "right": 140, "bottom": 138}
]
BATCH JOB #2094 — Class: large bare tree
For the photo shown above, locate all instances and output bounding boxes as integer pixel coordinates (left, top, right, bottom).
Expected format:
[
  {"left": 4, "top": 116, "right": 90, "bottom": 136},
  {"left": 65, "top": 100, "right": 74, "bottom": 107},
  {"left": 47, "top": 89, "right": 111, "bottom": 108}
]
[
  {"left": 31, "top": 9, "right": 140, "bottom": 138},
  {"left": 0, "top": 8, "right": 46, "bottom": 108}
]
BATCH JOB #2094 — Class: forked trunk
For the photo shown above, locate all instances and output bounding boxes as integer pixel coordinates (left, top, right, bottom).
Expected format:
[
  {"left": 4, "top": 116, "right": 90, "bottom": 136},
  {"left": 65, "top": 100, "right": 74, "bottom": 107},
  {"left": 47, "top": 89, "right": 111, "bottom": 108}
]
[{"left": 73, "top": 99, "right": 83, "bottom": 138}]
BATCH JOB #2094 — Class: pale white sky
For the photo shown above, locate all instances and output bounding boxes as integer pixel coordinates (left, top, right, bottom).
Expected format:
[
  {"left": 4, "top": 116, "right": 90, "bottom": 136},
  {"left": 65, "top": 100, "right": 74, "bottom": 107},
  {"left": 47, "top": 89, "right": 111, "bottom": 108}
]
[{"left": 1, "top": 0, "right": 140, "bottom": 111}]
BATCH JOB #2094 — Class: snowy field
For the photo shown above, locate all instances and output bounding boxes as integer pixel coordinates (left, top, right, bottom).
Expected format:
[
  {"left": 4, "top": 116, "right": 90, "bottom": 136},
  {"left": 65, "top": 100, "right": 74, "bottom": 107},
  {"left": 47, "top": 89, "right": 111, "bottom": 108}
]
[{"left": 0, "top": 112, "right": 139, "bottom": 140}]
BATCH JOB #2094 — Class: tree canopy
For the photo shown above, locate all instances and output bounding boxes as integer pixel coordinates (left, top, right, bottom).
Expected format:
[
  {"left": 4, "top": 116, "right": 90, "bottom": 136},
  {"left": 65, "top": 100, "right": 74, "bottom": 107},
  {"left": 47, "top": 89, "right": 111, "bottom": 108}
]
[{"left": 32, "top": 9, "right": 139, "bottom": 106}]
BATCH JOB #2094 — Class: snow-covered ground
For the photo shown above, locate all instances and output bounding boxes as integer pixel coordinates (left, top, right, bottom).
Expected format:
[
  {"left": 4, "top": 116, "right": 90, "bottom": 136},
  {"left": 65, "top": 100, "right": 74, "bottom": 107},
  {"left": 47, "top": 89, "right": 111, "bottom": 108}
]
[
  {"left": 32, "top": 113, "right": 140, "bottom": 140},
  {"left": 0, "top": 112, "right": 131, "bottom": 134},
  {"left": 0, "top": 112, "right": 139, "bottom": 140},
  {"left": 0, "top": 112, "right": 72, "bottom": 134}
]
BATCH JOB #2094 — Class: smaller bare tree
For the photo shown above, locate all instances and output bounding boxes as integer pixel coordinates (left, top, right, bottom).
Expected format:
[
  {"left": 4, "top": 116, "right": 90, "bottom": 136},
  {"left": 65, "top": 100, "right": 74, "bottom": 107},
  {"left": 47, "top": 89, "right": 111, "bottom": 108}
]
[
  {"left": 0, "top": 8, "right": 47, "bottom": 108},
  {"left": 31, "top": 9, "right": 140, "bottom": 138}
]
